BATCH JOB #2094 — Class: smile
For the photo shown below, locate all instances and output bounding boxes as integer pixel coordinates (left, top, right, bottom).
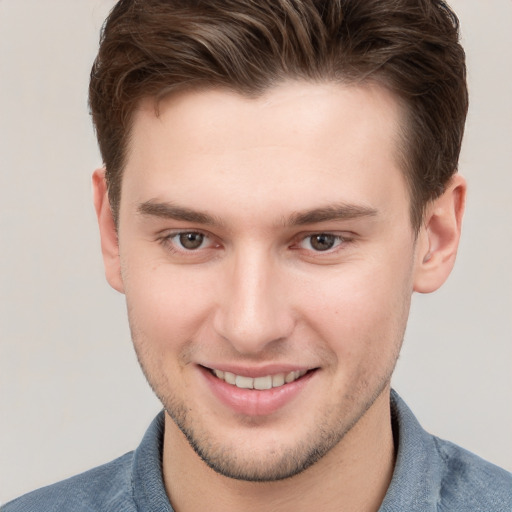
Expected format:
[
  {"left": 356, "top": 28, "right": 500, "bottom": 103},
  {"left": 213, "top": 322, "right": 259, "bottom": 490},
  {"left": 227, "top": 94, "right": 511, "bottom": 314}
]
[{"left": 211, "top": 369, "right": 308, "bottom": 390}]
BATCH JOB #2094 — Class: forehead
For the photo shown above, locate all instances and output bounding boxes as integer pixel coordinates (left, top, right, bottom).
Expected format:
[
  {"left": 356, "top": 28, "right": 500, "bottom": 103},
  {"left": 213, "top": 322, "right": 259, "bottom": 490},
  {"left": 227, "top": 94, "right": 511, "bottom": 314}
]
[
  {"left": 121, "top": 81, "right": 409, "bottom": 224},
  {"left": 132, "top": 80, "right": 403, "bottom": 155}
]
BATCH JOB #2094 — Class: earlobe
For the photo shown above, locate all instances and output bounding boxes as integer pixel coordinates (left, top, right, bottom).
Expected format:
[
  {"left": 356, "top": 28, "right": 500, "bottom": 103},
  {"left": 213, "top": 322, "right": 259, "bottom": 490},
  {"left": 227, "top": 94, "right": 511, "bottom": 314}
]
[
  {"left": 413, "top": 174, "right": 466, "bottom": 293},
  {"left": 92, "top": 168, "right": 125, "bottom": 293}
]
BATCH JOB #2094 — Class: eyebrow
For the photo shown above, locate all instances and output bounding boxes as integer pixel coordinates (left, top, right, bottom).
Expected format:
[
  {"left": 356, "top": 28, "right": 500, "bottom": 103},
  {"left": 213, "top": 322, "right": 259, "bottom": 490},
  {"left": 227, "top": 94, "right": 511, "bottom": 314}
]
[
  {"left": 137, "top": 200, "right": 223, "bottom": 226},
  {"left": 287, "top": 204, "right": 378, "bottom": 225},
  {"left": 137, "top": 200, "right": 378, "bottom": 227}
]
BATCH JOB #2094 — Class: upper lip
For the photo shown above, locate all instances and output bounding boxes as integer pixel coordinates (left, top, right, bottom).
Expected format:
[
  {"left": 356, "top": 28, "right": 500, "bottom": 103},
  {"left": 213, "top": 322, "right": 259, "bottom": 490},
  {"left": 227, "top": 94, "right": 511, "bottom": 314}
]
[{"left": 199, "top": 364, "right": 316, "bottom": 378}]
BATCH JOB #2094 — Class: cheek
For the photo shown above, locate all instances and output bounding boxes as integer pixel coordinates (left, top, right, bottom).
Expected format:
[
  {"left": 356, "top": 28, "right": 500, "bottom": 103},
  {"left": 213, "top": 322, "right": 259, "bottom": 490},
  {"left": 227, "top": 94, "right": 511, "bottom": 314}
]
[
  {"left": 121, "top": 257, "right": 218, "bottom": 347},
  {"left": 295, "top": 255, "right": 414, "bottom": 358}
]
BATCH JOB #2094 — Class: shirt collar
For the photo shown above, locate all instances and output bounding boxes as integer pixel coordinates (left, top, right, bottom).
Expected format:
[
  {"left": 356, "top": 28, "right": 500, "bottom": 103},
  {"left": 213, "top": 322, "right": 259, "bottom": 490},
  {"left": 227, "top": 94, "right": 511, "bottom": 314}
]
[
  {"left": 130, "top": 390, "right": 441, "bottom": 511},
  {"left": 132, "top": 411, "right": 173, "bottom": 511},
  {"left": 378, "top": 389, "right": 442, "bottom": 511}
]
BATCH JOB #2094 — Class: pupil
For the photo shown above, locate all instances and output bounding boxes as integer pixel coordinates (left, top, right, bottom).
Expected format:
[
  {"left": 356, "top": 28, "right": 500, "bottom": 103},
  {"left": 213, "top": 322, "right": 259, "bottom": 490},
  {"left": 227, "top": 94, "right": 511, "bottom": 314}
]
[
  {"left": 311, "top": 234, "right": 335, "bottom": 251},
  {"left": 179, "top": 232, "right": 204, "bottom": 249}
]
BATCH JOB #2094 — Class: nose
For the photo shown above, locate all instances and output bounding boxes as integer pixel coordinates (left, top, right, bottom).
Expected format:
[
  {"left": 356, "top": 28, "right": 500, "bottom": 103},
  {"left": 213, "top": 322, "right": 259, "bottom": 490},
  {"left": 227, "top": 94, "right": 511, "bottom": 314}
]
[{"left": 213, "top": 247, "right": 295, "bottom": 355}]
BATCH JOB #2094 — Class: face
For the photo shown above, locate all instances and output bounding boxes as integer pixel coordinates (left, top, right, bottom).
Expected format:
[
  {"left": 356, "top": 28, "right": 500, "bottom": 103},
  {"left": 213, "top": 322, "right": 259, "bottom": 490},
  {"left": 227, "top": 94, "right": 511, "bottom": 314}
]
[{"left": 113, "top": 82, "right": 422, "bottom": 481}]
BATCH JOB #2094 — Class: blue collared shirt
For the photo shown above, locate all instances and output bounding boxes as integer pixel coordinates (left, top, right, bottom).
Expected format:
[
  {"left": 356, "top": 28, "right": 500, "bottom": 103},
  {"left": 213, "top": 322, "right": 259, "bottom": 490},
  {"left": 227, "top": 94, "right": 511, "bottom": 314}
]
[{"left": 3, "top": 391, "right": 511, "bottom": 511}]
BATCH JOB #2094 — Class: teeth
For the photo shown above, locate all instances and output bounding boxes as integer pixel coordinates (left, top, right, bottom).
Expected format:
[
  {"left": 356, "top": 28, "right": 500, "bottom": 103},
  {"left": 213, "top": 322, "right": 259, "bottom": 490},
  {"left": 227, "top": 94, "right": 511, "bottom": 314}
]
[
  {"left": 285, "top": 371, "right": 299, "bottom": 383},
  {"left": 212, "top": 369, "right": 307, "bottom": 389},
  {"left": 254, "top": 375, "right": 272, "bottom": 390},
  {"left": 224, "top": 372, "right": 236, "bottom": 385},
  {"left": 235, "top": 375, "right": 254, "bottom": 389},
  {"left": 272, "top": 373, "right": 285, "bottom": 387}
]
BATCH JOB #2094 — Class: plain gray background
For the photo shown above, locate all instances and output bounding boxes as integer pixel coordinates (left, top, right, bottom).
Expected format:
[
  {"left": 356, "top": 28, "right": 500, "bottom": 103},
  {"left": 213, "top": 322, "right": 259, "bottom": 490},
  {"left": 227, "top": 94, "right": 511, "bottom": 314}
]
[{"left": 1, "top": 0, "right": 511, "bottom": 504}]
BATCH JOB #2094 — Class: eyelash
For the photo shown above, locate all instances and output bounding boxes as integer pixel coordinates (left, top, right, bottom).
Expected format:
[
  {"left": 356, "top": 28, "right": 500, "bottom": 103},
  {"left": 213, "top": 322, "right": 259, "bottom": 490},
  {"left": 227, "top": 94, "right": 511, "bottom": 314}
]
[
  {"left": 157, "top": 231, "right": 353, "bottom": 256},
  {"left": 158, "top": 231, "right": 215, "bottom": 253},
  {"left": 295, "top": 233, "right": 348, "bottom": 253}
]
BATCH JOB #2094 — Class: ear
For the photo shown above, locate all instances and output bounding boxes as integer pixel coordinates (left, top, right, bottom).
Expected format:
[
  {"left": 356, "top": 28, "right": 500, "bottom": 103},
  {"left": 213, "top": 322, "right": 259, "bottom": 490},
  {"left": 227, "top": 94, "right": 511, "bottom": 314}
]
[
  {"left": 413, "top": 174, "right": 466, "bottom": 293},
  {"left": 92, "top": 168, "right": 125, "bottom": 293}
]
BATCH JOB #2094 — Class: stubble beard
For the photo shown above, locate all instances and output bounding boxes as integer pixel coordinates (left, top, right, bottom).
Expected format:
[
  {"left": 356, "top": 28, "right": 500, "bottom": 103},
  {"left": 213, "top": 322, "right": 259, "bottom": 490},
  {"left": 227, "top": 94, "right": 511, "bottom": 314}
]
[
  {"left": 159, "top": 374, "right": 393, "bottom": 482},
  {"left": 127, "top": 293, "right": 409, "bottom": 483}
]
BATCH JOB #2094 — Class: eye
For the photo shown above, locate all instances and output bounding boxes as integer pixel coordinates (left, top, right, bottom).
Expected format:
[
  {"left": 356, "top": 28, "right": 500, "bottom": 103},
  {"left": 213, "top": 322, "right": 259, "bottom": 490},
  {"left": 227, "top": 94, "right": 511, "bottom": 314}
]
[
  {"left": 163, "top": 231, "right": 211, "bottom": 251},
  {"left": 177, "top": 232, "right": 206, "bottom": 250},
  {"left": 299, "top": 233, "right": 344, "bottom": 252}
]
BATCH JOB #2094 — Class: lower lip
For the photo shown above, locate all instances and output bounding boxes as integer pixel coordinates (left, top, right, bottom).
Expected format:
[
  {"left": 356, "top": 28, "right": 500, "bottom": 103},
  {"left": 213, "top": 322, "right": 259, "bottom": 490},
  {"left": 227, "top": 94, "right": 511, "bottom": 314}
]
[{"left": 201, "top": 367, "right": 316, "bottom": 417}]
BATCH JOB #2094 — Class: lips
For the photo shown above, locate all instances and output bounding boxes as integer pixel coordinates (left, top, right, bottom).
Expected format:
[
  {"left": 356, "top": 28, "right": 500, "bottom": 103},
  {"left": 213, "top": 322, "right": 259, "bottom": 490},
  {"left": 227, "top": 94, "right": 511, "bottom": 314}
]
[
  {"left": 211, "top": 368, "right": 308, "bottom": 390},
  {"left": 201, "top": 365, "right": 316, "bottom": 416}
]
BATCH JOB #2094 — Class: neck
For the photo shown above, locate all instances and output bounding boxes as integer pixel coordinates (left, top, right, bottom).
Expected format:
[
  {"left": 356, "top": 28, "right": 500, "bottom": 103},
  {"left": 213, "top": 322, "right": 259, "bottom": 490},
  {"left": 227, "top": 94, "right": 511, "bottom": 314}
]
[{"left": 162, "top": 389, "right": 395, "bottom": 512}]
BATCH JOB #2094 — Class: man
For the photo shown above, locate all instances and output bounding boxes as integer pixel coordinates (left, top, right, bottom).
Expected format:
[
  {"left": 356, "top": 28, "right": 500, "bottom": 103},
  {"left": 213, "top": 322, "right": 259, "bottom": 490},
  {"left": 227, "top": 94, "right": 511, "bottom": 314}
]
[{"left": 2, "top": 0, "right": 511, "bottom": 510}]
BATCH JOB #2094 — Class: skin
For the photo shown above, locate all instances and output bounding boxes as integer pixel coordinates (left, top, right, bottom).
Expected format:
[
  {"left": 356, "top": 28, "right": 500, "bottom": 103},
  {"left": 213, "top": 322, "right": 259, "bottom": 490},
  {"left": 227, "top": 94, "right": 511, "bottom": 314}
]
[{"left": 94, "top": 81, "right": 465, "bottom": 512}]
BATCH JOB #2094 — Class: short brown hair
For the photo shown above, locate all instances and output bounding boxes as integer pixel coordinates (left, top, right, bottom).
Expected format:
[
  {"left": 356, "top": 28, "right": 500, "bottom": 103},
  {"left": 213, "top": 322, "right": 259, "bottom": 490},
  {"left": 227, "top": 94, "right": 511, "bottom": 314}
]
[{"left": 89, "top": 0, "right": 468, "bottom": 230}]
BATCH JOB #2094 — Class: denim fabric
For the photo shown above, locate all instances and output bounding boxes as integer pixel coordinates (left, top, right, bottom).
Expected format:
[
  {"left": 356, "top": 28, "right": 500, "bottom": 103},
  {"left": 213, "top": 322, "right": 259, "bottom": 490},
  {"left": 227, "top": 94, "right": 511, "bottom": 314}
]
[
  {"left": 379, "top": 391, "right": 512, "bottom": 511},
  {"left": 3, "top": 390, "right": 511, "bottom": 511}
]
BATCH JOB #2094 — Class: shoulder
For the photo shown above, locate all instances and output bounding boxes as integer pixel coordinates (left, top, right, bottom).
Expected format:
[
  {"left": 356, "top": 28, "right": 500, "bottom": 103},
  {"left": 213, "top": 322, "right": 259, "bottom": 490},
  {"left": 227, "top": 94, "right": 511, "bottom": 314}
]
[
  {"left": 1, "top": 452, "right": 136, "bottom": 512},
  {"left": 2, "top": 412, "right": 168, "bottom": 512},
  {"left": 433, "top": 436, "right": 512, "bottom": 511},
  {"left": 385, "top": 390, "right": 512, "bottom": 511}
]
